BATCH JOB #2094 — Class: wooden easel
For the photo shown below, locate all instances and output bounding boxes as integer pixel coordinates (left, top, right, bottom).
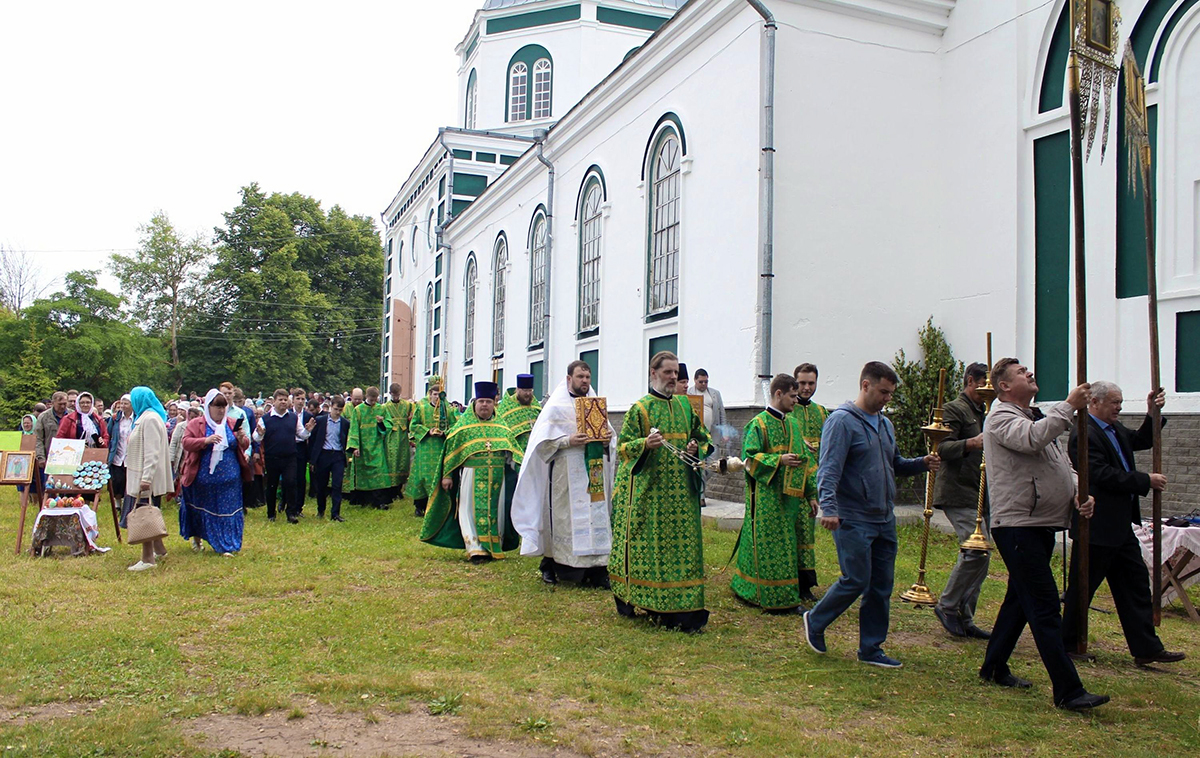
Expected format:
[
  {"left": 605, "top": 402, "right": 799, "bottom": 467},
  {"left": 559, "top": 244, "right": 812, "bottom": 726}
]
[
  {"left": 15, "top": 445, "right": 121, "bottom": 555},
  {"left": 12, "top": 435, "right": 41, "bottom": 556}
]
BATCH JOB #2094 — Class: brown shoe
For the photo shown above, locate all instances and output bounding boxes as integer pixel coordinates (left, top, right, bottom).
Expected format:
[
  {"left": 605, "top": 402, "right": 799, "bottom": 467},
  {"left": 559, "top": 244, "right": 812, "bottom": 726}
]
[{"left": 1134, "top": 650, "right": 1186, "bottom": 665}]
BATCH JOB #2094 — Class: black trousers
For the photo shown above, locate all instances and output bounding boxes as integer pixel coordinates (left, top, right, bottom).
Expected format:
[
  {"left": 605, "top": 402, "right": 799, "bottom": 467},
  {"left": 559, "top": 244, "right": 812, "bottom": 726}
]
[
  {"left": 981, "top": 526, "right": 1085, "bottom": 705},
  {"left": 293, "top": 442, "right": 309, "bottom": 511},
  {"left": 264, "top": 454, "right": 297, "bottom": 519},
  {"left": 1061, "top": 531, "right": 1164, "bottom": 658},
  {"left": 312, "top": 449, "right": 346, "bottom": 519}
]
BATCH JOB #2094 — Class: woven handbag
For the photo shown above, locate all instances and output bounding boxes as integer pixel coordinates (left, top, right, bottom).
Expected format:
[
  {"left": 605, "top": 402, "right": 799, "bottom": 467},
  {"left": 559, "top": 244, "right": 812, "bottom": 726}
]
[{"left": 126, "top": 497, "right": 167, "bottom": 545}]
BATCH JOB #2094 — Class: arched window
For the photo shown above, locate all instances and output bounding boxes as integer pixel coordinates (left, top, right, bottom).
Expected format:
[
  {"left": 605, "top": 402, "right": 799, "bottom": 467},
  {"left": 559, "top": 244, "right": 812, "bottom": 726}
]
[
  {"left": 648, "top": 128, "right": 681, "bottom": 315},
  {"left": 465, "top": 69, "right": 478, "bottom": 130},
  {"left": 398, "top": 240, "right": 404, "bottom": 277},
  {"left": 427, "top": 209, "right": 437, "bottom": 251},
  {"left": 492, "top": 236, "right": 508, "bottom": 355},
  {"left": 464, "top": 256, "right": 477, "bottom": 364},
  {"left": 424, "top": 284, "right": 435, "bottom": 374},
  {"left": 532, "top": 58, "right": 552, "bottom": 119},
  {"left": 528, "top": 211, "right": 548, "bottom": 346},
  {"left": 578, "top": 177, "right": 603, "bottom": 333},
  {"left": 507, "top": 45, "right": 552, "bottom": 123},
  {"left": 509, "top": 62, "right": 528, "bottom": 122},
  {"left": 410, "top": 225, "right": 418, "bottom": 263}
]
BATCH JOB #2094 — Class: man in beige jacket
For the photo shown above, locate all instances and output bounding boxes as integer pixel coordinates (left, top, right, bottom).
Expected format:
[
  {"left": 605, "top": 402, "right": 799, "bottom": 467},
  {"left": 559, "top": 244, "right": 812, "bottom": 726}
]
[{"left": 978, "top": 358, "right": 1106, "bottom": 711}]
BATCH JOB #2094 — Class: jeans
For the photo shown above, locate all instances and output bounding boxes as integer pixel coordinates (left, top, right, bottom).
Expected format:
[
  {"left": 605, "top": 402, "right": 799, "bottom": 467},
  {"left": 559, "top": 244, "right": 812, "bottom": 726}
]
[
  {"left": 312, "top": 450, "right": 346, "bottom": 519},
  {"left": 264, "top": 455, "right": 297, "bottom": 519},
  {"left": 1061, "top": 531, "right": 1164, "bottom": 658},
  {"left": 981, "top": 527, "right": 1085, "bottom": 705},
  {"left": 937, "top": 505, "right": 991, "bottom": 626},
  {"left": 806, "top": 517, "right": 897, "bottom": 657}
]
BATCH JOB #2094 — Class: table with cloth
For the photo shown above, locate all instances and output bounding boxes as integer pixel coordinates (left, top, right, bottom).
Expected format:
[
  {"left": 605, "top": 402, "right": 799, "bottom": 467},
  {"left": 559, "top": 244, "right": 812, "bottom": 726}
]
[{"left": 1134, "top": 521, "right": 1200, "bottom": 622}]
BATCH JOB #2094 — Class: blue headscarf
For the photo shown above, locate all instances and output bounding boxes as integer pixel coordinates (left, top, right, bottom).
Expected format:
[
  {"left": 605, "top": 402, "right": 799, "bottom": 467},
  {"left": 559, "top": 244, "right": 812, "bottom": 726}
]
[{"left": 130, "top": 386, "right": 168, "bottom": 428}]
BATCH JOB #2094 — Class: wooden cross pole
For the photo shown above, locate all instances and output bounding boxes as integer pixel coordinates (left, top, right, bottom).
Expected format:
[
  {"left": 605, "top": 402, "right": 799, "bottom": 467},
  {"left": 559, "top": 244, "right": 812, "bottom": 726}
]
[
  {"left": 1067, "top": 48, "right": 1092, "bottom": 656},
  {"left": 1123, "top": 46, "right": 1164, "bottom": 625}
]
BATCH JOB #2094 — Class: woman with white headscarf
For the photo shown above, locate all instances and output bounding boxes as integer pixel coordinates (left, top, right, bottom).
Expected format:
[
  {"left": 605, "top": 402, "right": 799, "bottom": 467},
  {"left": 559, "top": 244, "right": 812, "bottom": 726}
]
[
  {"left": 106, "top": 394, "right": 136, "bottom": 527},
  {"left": 179, "top": 389, "right": 251, "bottom": 555},
  {"left": 56, "top": 392, "right": 110, "bottom": 448}
]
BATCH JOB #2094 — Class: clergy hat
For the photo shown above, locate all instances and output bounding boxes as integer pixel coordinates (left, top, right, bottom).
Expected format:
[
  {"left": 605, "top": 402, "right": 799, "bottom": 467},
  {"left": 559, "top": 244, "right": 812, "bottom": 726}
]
[
  {"left": 516, "top": 373, "right": 534, "bottom": 390},
  {"left": 677, "top": 363, "right": 689, "bottom": 381},
  {"left": 475, "top": 381, "right": 499, "bottom": 400},
  {"left": 426, "top": 376, "right": 443, "bottom": 392}
]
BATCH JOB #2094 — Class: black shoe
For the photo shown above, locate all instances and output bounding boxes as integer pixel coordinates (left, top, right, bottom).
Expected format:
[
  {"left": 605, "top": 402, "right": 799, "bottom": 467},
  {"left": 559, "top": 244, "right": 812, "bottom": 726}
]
[
  {"left": 287, "top": 516, "right": 299, "bottom": 524},
  {"left": 415, "top": 507, "right": 426, "bottom": 518},
  {"left": 331, "top": 516, "right": 346, "bottom": 523},
  {"left": 591, "top": 575, "right": 611, "bottom": 590},
  {"left": 468, "top": 554, "right": 492, "bottom": 565},
  {"left": 964, "top": 624, "right": 992, "bottom": 640},
  {"left": 980, "top": 671, "right": 1032, "bottom": 689},
  {"left": 798, "top": 589, "right": 818, "bottom": 604},
  {"left": 1057, "top": 692, "right": 1110, "bottom": 711},
  {"left": 934, "top": 605, "right": 967, "bottom": 638},
  {"left": 268, "top": 516, "right": 276, "bottom": 522},
  {"left": 317, "top": 512, "right": 325, "bottom": 520},
  {"left": 1134, "top": 650, "right": 1186, "bottom": 665},
  {"left": 541, "top": 569, "right": 558, "bottom": 585}
]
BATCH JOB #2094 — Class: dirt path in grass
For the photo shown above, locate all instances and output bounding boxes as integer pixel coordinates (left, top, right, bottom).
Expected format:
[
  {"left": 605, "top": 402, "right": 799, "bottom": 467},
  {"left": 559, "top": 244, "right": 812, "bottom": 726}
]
[{"left": 190, "top": 700, "right": 590, "bottom": 758}]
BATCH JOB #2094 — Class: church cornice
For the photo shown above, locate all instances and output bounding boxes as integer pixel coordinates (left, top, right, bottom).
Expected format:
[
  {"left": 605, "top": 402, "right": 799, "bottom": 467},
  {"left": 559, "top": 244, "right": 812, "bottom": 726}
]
[{"left": 783, "top": 0, "right": 956, "bottom": 35}]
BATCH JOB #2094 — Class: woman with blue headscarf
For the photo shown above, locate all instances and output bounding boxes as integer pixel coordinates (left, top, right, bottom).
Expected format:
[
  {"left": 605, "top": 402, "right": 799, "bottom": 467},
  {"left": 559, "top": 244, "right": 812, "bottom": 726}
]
[
  {"left": 124, "top": 387, "right": 173, "bottom": 571},
  {"left": 179, "top": 389, "right": 251, "bottom": 556}
]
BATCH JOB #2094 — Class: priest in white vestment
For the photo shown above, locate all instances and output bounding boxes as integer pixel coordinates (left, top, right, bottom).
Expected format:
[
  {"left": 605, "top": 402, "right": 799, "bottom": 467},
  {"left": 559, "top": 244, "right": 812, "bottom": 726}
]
[{"left": 512, "top": 360, "right": 615, "bottom": 587}]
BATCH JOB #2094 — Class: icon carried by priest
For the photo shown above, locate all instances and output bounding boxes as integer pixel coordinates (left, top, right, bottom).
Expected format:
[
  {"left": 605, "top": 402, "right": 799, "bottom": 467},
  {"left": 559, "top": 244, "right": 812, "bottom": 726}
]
[{"left": 419, "top": 380, "right": 523, "bottom": 563}]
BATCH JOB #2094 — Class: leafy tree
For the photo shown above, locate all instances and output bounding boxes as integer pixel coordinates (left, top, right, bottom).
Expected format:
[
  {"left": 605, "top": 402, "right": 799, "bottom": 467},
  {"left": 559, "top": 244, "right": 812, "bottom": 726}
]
[
  {"left": 185, "top": 183, "right": 383, "bottom": 395},
  {"left": 0, "top": 328, "right": 55, "bottom": 426},
  {"left": 20, "top": 271, "right": 168, "bottom": 402},
  {"left": 890, "top": 317, "right": 964, "bottom": 503},
  {"left": 110, "top": 211, "right": 211, "bottom": 392}
]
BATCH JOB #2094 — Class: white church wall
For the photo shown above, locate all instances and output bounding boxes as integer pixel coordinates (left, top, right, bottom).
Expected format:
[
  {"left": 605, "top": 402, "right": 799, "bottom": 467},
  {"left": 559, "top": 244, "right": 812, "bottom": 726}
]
[{"left": 770, "top": 2, "right": 947, "bottom": 406}]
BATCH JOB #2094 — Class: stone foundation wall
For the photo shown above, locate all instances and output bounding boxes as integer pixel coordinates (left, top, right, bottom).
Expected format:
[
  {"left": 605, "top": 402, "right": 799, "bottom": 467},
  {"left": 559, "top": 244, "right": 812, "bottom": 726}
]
[{"left": 607, "top": 408, "right": 1200, "bottom": 515}]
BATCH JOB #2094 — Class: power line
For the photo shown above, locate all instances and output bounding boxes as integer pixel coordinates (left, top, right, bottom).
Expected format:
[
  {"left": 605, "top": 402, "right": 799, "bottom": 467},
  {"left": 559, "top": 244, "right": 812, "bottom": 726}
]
[
  {"left": 180, "top": 327, "right": 381, "bottom": 337},
  {"left": 175, "top": 331, "right": 380, "bottom": 343},
  {"left": 20, "top": 228, "right": 386, "bottom": 255}
]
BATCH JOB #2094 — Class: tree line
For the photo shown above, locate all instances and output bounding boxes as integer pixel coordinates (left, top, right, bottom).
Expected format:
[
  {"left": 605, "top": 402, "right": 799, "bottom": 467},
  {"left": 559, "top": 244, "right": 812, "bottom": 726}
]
[{"left": 0, "top": 183, "right": 384, "bottom": 426}]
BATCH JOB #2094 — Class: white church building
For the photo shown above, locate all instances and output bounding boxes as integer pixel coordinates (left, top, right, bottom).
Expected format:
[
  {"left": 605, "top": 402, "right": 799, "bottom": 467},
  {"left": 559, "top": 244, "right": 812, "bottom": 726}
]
[{"left": 379, "top": 0, "right": 1200, "bottom": 423}]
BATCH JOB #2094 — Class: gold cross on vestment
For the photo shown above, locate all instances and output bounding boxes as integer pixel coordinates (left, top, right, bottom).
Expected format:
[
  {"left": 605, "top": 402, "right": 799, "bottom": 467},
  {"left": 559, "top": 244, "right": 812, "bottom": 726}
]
[{"left": 485, "top": 440, "right": 493, "bottom": 451}]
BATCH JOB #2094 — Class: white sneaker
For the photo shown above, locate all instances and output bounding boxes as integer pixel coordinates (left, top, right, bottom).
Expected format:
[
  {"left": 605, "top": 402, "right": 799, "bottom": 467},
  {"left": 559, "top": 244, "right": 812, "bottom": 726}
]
[{"left": 127, "top": 561, "right": 157, "bottom": 572}]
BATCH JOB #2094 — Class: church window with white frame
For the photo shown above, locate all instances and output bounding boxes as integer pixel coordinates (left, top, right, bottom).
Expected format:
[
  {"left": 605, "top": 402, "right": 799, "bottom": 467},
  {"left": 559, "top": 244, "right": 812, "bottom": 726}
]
[
  {"left": 492, "top": 236, "right": 508, "bottom": 355},
  {"left": 465, "top": 69, "right": 478, "bottom": 130},
  {"left": 579, "top": 178, "right": 603, "bottom": 333},
  {"left": 532, "top": 59, "right": 552, "bottom": 119},
  {"left": 424, "top": 284, "right": 435, "bottom": 374},
  {"left": 509, "top": 62, "right": 528, "bottom": 123},
  {"left": 464, "top": 255, "right": 477, "bottom": 364},
  {"left": 528, "top": 212, "right": 548, "bottom": 346},
  {"left": 648, "top": 129, "right": 681, "bottom": 315}
]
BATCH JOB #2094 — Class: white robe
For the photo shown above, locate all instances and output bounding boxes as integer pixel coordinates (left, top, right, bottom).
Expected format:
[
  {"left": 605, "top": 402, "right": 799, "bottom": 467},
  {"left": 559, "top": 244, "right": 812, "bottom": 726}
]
[{"left": 511, "top": 379, "right": 615, "bottom": 564}]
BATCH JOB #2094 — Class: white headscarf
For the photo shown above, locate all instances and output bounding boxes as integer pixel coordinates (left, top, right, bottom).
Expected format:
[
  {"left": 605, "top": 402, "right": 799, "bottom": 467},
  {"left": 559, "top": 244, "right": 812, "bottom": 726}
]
[
  {"left": 202, "top": 388, "right": 230, "bottom": 474},
  {"left": 75, "top": 392, "right": 99, "bottom": 442}
]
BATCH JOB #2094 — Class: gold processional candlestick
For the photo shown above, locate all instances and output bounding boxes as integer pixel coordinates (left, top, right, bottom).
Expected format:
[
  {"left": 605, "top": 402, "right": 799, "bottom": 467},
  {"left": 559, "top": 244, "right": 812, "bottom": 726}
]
[
  {"left": 901, "top": 367, "right": 952, "bottom": 606},
  {"left": 962, "top": 333, "right": 996, "bottom": 552}
]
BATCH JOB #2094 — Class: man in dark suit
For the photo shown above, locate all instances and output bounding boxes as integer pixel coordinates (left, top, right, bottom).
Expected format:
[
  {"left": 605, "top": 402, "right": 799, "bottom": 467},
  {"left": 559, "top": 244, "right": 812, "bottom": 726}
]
[
  {"left": 291, "top": 388, "right": 315, "bottom": 515},
  {"left": 309, "top": 395, "right": 350, "bottom": 522},
  {"left": 1064, "top": 382, "right": 1184, "bottom": 666}
]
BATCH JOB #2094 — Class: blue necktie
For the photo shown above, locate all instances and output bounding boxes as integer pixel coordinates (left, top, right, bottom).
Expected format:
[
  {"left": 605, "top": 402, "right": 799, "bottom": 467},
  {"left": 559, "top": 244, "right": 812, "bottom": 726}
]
[{"left": 1105, "top": 426, "right": 1131, "bottom": 472}]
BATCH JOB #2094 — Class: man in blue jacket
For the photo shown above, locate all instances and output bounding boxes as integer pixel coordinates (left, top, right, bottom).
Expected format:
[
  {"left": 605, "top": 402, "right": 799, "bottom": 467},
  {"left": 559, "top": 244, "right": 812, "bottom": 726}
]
[{"left": 804, "top": 361, "right": 939, "bottom": 668}]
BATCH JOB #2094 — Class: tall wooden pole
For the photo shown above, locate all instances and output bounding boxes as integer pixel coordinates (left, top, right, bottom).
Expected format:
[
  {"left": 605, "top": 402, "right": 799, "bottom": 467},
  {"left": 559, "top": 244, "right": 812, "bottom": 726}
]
[
  {"left": 1067, "top": 50, "right": 1092, "bottom": 656},
  {"left": 1140, "top": 147, "right": 1163, "bottom": 626}
]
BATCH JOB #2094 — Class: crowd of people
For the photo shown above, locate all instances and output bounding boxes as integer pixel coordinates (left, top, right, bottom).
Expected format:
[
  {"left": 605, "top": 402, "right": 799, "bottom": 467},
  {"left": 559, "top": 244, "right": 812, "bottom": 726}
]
[{"left": 18, "top": 350, "right": 1186, "bottom": 712}]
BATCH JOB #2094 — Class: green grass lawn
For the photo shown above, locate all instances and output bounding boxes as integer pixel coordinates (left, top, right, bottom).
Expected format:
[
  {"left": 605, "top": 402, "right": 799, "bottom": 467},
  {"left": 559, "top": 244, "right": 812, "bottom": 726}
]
[{"left": 1, "top": 489, "right": 1198, "bottom": 756}]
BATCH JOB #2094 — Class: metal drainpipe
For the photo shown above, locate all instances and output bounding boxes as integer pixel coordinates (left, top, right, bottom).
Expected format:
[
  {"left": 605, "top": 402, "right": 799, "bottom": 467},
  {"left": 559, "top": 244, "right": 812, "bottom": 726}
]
[
  {"left": 746, "top": 0, "right": 776, "bottom": 399},
  {"left": 534, "top": 128, "right": 555, "bottom": 398},
  {"left": 436, "top": 130, "right": 455, "bottom": 380}
]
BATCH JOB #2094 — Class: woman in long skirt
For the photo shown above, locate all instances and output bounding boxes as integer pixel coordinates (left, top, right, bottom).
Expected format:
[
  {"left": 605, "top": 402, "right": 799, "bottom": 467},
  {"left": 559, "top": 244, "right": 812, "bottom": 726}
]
[{"left": 179, "top": 390, "right": 251, "bottom": 556}]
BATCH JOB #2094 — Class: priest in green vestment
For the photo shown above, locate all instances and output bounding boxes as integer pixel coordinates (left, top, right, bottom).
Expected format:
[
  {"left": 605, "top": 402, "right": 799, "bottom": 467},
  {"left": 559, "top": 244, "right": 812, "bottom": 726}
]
[
  {"left": 420, "top": 381, "right": 523, "bottom": 563},
  {"left": 497, "top": 373, "right": 541, "bottom": 454},
  {"left": 610, "top": 351, "right": 713, "bottom": 632},
  {"left": 383, "top": 382, "right": 414, "bottom": 499},
  {"left": 790, "top": 362, "right": 830, "bottom": 601},
  {"left": 346, "top": 386, "right": 392, "bottom": 508},
  {"left": 732, "top": 374, "right": 819, "bottom": 612},
  {"left": 405, "top": 377, "right": 459, "bottom": 518},
  {"left": 343, "top": 388, "right": 364, "bottom": 504}
]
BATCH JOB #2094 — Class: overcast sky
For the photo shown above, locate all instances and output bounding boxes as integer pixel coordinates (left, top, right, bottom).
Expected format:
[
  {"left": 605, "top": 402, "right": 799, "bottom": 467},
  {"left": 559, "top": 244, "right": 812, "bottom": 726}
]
[{"left": 0, "top": 0, "right": 482, "bottom": 293}]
